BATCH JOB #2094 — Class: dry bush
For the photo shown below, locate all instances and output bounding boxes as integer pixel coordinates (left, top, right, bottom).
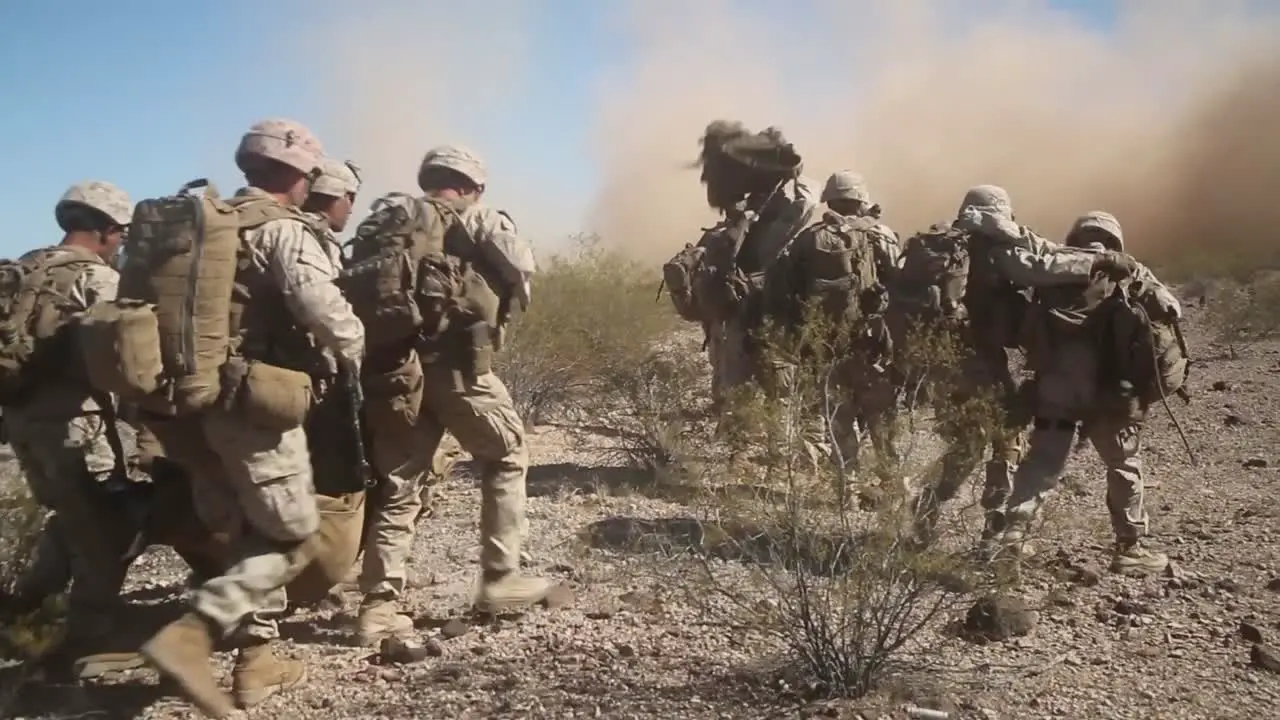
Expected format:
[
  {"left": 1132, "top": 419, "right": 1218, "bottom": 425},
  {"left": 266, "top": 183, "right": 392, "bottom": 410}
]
[
  {"left": 1204, "top": 272, "right": 1280, "bottom": 359},
  {"left": 496, "top": 234, "right": 685, "bottom": 428},
  {"left": 653, "top": 309, "right": 1009, "bottom": 698},
  {"left": 0, "top": 458, "right": 64, "bottom": 660}
]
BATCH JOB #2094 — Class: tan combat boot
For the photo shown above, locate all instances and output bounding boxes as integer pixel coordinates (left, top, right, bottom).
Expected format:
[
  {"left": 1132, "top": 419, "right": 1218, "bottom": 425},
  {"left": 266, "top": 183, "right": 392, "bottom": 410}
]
[
  {"left": 474, "top": 571, "right": 574, "bottom": 615},
  {"left": 1109, "top": 540, "right": 1168, "bottom": 576},
  {"left": 140, "top": 612, "right": 235, "bottom": 719},
  {"left": 356, "top": 593, "right": 414, "bottom": 647},
  {"left": 231, "top": 641, "right": 307, "bottom": 709}
]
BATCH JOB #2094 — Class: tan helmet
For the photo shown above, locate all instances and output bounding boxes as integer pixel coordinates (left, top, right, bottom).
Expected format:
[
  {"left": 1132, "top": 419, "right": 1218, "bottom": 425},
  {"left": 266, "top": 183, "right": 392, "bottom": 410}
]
[
  {"left": 418, "top": 145, "right": 487, "bottom": 190},
  {"left": 310, "top": 158, "right": 363, "bottom": 198},
  {"left": 958, "top": 184, "right": 1013, "bottom": 220},
  {"left": 821, "top": 170, "right": 872, "bottom": 204},
  {"left": 55, "top": 180, "right": 133, "bottom": 228},
  {"left": 1066, "top": 210, "right": 1124, "bottom": 251},
  {"left": 234, "top": 118, "right": 325, "bottom": 175}
]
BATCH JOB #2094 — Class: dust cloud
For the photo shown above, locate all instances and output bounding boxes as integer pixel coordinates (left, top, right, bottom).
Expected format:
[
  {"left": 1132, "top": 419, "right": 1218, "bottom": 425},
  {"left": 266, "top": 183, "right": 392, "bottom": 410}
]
[{"left": 587, "top": 0, "right": 1280, "bottom": 269}]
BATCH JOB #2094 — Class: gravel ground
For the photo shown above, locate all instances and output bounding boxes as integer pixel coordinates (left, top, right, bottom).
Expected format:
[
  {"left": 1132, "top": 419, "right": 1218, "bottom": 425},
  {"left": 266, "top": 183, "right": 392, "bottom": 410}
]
[{"left": 3, "top": 299, "right": 1280, "bottom": 720}]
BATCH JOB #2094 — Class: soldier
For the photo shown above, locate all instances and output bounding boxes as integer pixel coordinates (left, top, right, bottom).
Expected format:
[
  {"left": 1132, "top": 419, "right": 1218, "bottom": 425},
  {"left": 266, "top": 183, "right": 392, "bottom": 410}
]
[
  {"left": 353, "top": 146, "right": 565, "bottom": 648},
  {"left": 818, "top": 170, "right": 903, "bottom": 478},
  {"left": 993, "top": 211, "right": 1173, "bottom": 575},
  {"left": 696, "top": 121, "right": 820, "bottom": 405},
  {"left": 909, "top": 186, "right": 1138, "bottom": 547},
  {"left": 140, "top": 119, "right": 365, "bottom": 718},
  {"left": 820, "top": 170, "right": 901, "bottom": 279},
  {"left": 0, "top": 181, "right": 143, "bottom": 677}
]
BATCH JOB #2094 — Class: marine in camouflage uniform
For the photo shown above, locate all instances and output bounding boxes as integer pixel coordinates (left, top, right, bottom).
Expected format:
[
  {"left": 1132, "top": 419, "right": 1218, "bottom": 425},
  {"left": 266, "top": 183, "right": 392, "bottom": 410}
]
[
  {"left": 817, "top": 171, "right": 903, "bottom": 486},
  {"left": 1, "top": 181, "right": 143, "bottom": 678},
  {"left": 908, "top": 187, "right": 1140, "bottom": 548},
  {"left": 140, "top": 119, "right": 366, "bottom": 718},
  {"left": 355, "top": 146, "right": 566, "bottom": 648},
  {"left": 993, "top": 211, "right": 1171, "bottom": 575}
]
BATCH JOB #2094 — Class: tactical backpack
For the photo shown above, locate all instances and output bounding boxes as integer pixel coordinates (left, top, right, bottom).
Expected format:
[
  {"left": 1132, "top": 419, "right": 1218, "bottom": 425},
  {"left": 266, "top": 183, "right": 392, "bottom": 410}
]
[
  {"left": 660, "top": 242, "right": 706, "bottom": 323},
  {"left": 687, "top": 217, "right": 757, "bottom": 325},
  {"left": 338, "top": 194, "right": 502, "bottom": 374},
  {"left": 79, "top": 179, "right": 302, "bottom": 417},
  {"left": 1099, "top": 278, "right": 1191, "bottom": 407},
  {"left": 769, "top": 211, "right": 883, "bottom": 327},
  {"left": 892, "top": 223, "right": 970, "bottom": 323},
  {"left": 0, "top": 245, "right": 104, "bottom": 406}
]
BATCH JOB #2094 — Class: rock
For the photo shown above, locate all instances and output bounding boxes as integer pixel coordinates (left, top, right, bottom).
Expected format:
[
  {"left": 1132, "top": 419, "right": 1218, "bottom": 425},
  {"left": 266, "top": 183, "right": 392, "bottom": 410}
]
[
  {"left": 439, "top": 618, "right": 469, "bottom": 640},
  {"left": 1066, "top": 565, "right": 1102, "bottom": 587},
  {"left": 1224, "top": 413, "right": 1251, "bottom": 427},
  {"left": 1240, "top": 621, "right": 1266, "bottom": 644},
  {"left": 1266, "top": 578, "right": 1280, "bottom": 593},
  {"left": 1243, "top": 458, "right": 1269, "bottom": 469},
  {"left": 1250, "top": 644, "right": 1280, "bottom": 673},
  {"left": 962, "top": 594, "right": 1036, "bottom": 643},
  {"left": 1211, "top": 380, "right": 1231, "bottom": 391},
  {"left": 379, "top": 636, "right": 431, "bottom": 665},
  {"left": 423, "top": 637, "right": 445, "bottom": 657}
]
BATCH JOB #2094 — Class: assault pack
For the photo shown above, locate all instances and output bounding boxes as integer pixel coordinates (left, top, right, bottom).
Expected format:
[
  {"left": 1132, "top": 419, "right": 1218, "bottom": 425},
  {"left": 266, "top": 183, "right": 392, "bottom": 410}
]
[
  {"left": 891, "top": 222, "right": 970, "bottom": 324},
  {"left": 337, "top": 194, "right": 503, "bottom": 382},
  {"left": 766, "top": 210, "right": 884, "bottom": 328},
  {"left": 79, "top": 179, "right": 309, "bottom": 422},
  {"left": 0, "top": 245, "right": 105, "bottom": 405}
]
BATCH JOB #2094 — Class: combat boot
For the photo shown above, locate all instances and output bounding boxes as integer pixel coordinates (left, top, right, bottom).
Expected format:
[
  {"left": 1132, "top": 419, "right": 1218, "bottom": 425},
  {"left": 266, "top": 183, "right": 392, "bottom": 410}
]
[
  {"left": 356, "top": 592, "right": 414, "bottom": 647},
  {"left": 231, "top": 641, "right": 306, "bottom": 709},
  {"left": 140, "top": 611, "right": 235, "bottom": 719},
  {"left": 1109, "top": 540, "right": 1168, "bottom": 576},
  {"left": 474, "top": 571, "right": 574, "bottom": 614}
]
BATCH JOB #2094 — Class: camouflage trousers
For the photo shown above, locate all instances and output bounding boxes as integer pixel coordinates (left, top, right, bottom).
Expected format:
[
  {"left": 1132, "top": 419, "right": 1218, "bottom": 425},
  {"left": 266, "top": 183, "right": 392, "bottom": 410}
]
[
  {"left": 910, "top": 350, "right": 1026, "bottom": 539},
  {"left": 5, "top": 410, "right": 132, "bottom": 643},
  {"left": 1002, "top": 334, "right": 1149, "bottom": 542},
  {"left": 707, "top": 315, "right": 755, "bottom": 405},
  {"left": 363, "top": 361, "right": 529, "bottom": 597},
  {"left": 147, "top": 412, "right": 320, "bottom": 643}
]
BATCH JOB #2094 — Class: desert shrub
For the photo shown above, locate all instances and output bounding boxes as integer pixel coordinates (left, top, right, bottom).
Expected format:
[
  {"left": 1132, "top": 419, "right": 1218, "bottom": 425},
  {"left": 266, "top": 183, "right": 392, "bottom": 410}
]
[
  {"left": 496, "top": 234, "right": 685, "bottom": 428},
  {"left": 1204, "top": 272, "right": 1280, "bottom": 358},
  {"left": 0, "top": 459, "right": 64, "bottom": 661},
  {"left": 649, "top": 307, "right": 1009, "bottom": 698}
]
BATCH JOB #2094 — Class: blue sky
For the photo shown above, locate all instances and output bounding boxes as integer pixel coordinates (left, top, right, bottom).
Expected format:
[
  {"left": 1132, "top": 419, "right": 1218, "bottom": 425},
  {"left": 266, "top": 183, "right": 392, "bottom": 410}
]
[{"left": 0, "top": 0, "right": 1130, "bottom": 256}]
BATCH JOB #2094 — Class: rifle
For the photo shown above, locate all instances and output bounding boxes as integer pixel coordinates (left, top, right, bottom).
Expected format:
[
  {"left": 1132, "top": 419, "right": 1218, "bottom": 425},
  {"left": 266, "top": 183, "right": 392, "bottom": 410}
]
[{"left": 340, "top": 360, "right": 377, "bottom": 492}]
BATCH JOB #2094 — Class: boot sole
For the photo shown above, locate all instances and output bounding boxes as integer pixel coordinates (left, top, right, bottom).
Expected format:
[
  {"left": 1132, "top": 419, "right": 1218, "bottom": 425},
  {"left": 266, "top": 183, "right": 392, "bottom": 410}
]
[{"left": 141, "top": 641, "right": 236, "bottom": 719}]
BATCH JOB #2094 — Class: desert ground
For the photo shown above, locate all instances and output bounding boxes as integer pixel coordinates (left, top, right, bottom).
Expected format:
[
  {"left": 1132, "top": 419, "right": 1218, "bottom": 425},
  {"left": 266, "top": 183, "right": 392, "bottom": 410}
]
[{"left": 1, "top": 291, "right": 1278, "bottom": 720}]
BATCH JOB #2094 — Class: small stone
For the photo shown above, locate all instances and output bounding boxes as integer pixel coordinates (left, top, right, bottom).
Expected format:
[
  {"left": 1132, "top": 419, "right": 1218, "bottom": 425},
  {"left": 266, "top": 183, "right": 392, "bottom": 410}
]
[
  {"left": 962, "top": 594, "right": 1037, "bottom": 643},
  {"left": 1265, "top": 578, "right": 1280, "bottom": 593},
  {"left": 439, "top": 618, "right": 469, "bottom": 639},
  {"left": 1240, "top": 621, "right": 1266, "bottom": 644},
  {"left": 1211, "top": 380, "right": 1230, "bottom": 391},
  {"left": 1243, "top": 458, "right": 1269, "bottom": 469},
  {"left": 1250, "top": 644, "right": 1280, "bottom": 673}
]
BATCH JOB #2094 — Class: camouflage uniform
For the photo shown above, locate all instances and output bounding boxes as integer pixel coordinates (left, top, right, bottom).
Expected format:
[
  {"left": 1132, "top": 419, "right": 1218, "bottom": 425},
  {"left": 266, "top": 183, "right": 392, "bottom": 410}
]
[
  {"left": 141, "top": 118, "right": 365, "bottom": 718},
  {"left": 998, "top": 211, "right": 1171, "bottom": 575},
  {"left": 816, "top": 171, "right": 902, "bottom": 483},
  {"left": 710, "top": 175, "right": 822, "bottom": 403},
  {"left": 2, "top": 181, "right": 145, "bottom": 676},
  {"left": 356, "top": 146, "right": 560, "bottom": 645}
]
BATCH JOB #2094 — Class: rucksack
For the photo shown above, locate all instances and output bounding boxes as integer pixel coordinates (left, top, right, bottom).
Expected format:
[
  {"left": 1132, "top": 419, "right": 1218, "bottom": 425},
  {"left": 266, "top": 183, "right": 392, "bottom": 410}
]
[
  {"left": 338, "top": 193, "right": 501, "bottom": 356},
  {"left": 1099, "top": 277, "right": 1191, "bottom": 407},
  {"left": 0, "top": 245, "right": 104, "bottom": 406},
  {"left": 81, "top": 179, "right": 301, "bottom": 416},
  {"left": 687, "top": 218, "right": 756, "bottom": 324},
  {"left": 768, "top": 210, "right": 883, "bottom": 328},
  {"left": 660, "top": 241, "right": 706, "bottom": 323},
  {"left": 892, "top": 222, "right": 970, "bottom": 323}
]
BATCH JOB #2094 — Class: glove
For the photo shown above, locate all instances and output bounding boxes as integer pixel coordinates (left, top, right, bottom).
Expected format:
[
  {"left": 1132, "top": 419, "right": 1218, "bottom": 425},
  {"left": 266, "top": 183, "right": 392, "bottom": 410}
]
[{"left": 1090, "top": 251, "right": 1138, "bottom": 280}]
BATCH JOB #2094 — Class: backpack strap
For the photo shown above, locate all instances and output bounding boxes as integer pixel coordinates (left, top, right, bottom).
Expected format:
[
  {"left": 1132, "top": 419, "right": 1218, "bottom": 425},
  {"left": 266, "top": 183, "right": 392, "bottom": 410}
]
[{"left": 227, "top": 195, "right": 308, "bottom": 231}]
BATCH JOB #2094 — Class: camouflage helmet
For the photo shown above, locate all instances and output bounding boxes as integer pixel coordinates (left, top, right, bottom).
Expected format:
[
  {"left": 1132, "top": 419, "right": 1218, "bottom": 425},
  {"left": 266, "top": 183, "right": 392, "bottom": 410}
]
[
  {"left": 418, "top": 145, "right": 487, "bottom": 190},
  {"left": 234, "top": 118, "right": 325, "bottom": 175},
  {"left": 310, "top": 158, "right": 363, "bottom": 198},
  {"left": 1066, "top": 210, "right": 1124, "bottom": 251},
  {"left": 821, "top": 170, "right": 872, "bottom": 204},
  {"left": 55, "top": 180, "right": 133, "bottom": 229},
  {"left": 958, "top": 184, "right": 1013, "bottom": 220}
]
